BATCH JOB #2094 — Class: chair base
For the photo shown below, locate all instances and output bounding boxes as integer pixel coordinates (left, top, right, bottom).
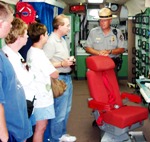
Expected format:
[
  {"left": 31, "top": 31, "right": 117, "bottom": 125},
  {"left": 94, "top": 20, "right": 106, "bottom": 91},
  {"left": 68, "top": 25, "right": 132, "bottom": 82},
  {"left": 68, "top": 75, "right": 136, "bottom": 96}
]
[
  {"left": 101, "top": 132, "right": 130, "bottom": 142},
  {"left": 101, "top": 131, "right": 147, "bottom": 142},
  {"left": 129, "top": 131, "right": 147, "bottom": 142}
]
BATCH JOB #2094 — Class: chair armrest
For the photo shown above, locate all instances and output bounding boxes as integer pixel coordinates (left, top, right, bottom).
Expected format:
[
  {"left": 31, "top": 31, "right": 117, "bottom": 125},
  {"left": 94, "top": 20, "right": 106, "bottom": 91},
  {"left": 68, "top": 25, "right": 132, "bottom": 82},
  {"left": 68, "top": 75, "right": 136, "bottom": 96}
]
[
  {"left": 121, "top": 92, "right": 142, "bottom": 103},
  {"left": 88, "top": 98, "right": 112, "bottom": 111}
]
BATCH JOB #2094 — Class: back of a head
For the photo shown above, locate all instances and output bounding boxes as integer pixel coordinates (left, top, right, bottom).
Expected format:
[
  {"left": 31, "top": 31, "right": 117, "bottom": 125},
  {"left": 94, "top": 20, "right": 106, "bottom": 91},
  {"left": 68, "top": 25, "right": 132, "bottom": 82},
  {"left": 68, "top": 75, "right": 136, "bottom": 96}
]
[
  {"left": 53, "top": 14, "right": 68, "bottom": 30},
  {"left": 0, "top": 1, "right": 14, "bottom": 21},
  {"left": 28, "top": 22, "right": 47, "bottom": 43},
  {"left": 0, "top": 2, "right": 14, "bottom": 38},
  {"left": 5, "top": 17, "right": 28, "bottom": 44}
]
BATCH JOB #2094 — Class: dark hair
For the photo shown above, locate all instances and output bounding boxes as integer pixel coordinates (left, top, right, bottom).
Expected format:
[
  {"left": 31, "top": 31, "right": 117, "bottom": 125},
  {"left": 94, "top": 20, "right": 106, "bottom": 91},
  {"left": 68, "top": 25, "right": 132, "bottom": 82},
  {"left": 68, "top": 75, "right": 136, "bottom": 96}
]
[{"left": 28, "top": 22, "right": 47, "bottom": 43}]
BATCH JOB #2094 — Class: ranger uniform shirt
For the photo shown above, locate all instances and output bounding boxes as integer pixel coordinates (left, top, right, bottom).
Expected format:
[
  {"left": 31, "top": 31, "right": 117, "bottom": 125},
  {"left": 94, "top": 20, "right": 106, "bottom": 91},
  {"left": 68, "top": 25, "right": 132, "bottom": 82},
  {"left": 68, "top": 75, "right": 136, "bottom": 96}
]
[{"left": 85, "top": 26, "right": 125, "bottom": 58}]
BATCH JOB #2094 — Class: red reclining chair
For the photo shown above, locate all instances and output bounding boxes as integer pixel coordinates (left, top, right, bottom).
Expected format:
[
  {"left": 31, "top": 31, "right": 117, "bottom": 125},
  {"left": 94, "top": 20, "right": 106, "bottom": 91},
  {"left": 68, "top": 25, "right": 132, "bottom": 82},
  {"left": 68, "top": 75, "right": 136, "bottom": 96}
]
[{"left": 86, "top": 56, "right": 148, "bottom": 142}]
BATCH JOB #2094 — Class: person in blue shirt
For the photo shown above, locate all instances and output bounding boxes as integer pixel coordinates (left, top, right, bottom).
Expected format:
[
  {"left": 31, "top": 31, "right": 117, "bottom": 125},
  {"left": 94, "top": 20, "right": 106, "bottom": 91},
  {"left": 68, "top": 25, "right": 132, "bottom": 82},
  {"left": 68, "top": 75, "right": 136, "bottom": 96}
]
[{"left": 0, "top": 2, "right": 32, "bottom": 142}]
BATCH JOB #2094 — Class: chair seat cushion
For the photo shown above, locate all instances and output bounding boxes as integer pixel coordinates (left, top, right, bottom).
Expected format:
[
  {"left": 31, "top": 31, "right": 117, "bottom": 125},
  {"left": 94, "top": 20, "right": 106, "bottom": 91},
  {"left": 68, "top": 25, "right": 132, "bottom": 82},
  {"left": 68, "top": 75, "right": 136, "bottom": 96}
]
[{"left": 103, "top": 106, "right": 148, "bottom": 128}]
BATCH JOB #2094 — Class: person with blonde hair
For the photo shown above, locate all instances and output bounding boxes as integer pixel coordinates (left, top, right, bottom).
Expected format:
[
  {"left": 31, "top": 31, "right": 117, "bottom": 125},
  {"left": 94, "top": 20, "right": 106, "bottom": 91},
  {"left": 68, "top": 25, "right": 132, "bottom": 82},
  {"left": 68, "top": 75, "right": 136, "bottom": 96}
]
[
  {"left": 0, "top": 2, "right": 32, "bottom": 142},
  {"left": 0, "top": 1, "right": 14, "bottom": 37},
  {"left": 2, "top": 17, "right": 37, "bottom": 117}
]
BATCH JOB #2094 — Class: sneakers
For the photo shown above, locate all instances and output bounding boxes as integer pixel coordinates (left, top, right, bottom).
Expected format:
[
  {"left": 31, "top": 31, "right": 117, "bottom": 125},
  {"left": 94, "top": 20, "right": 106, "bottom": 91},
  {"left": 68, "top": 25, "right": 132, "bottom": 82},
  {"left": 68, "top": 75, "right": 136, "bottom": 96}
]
[{"left": 59, "top": 134, "right": 77, "bottom": 142}]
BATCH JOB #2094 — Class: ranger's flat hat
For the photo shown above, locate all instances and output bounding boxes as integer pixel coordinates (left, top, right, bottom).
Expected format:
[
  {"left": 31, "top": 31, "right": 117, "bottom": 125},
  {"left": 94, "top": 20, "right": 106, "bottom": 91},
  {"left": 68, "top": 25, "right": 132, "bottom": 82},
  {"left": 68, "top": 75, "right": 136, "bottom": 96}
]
[{"left": 98, "top": 7, "right": 117, "bottom": 19}]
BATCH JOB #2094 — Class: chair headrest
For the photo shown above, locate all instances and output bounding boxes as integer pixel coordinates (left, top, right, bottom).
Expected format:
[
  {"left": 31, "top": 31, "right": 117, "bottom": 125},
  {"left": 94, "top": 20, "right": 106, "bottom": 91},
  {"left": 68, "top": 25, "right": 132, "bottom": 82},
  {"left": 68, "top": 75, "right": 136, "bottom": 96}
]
[{"left": 86, "top": 56, "right": 115, "bottom": 71}]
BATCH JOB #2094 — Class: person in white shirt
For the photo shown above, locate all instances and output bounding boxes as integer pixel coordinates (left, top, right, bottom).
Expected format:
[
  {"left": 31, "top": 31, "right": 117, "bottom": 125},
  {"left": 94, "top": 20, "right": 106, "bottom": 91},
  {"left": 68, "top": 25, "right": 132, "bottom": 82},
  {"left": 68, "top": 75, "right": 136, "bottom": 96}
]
[
  {"left": 3, "top": 17, "right": 36, "bottom": 104},
  {"left": 27, "top": 22, "right": 59, "bottom": 142}
]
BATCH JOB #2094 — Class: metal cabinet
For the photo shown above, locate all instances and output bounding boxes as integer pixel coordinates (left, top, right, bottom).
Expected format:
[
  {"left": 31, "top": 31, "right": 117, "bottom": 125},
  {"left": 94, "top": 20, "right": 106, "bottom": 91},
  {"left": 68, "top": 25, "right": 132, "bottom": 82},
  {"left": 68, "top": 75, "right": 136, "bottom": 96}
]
[{"left": 76, "top": 54, "right": 89, "bottom": 79}]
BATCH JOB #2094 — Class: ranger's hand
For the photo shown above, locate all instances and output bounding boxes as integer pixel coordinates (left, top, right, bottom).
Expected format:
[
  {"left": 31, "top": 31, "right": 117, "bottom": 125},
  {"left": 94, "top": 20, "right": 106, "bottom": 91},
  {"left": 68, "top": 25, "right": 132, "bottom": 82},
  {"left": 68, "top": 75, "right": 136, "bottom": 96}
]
[{"left": 99, "top": 50, "right": 110, "bottom": 56}]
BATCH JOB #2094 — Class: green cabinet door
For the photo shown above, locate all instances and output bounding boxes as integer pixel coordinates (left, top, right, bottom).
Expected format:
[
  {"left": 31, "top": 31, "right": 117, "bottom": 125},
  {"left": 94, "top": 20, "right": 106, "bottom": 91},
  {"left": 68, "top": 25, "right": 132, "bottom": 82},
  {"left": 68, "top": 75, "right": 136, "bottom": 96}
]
[{"left": 76, "top": 55, "right": 89, "bottom": 79}]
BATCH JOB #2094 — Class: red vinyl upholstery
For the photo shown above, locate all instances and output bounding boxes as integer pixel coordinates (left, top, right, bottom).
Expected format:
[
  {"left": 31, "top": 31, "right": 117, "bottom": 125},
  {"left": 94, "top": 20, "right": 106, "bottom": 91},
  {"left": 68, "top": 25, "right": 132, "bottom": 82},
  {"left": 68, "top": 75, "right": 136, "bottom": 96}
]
[
  {"left": 86, "top": 56, "right": 148, "bottom": 129},
  {"left": 103, "top": 106, "right": 148, "bottom": 128}
]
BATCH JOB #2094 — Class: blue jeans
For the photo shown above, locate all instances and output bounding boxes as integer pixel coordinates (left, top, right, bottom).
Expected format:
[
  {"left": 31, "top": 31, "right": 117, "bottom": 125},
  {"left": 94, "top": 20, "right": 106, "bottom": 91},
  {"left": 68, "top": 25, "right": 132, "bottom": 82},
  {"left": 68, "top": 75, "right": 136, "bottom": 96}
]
[{"left": 44, "top": 75, "right": 73, "bottom": 142}]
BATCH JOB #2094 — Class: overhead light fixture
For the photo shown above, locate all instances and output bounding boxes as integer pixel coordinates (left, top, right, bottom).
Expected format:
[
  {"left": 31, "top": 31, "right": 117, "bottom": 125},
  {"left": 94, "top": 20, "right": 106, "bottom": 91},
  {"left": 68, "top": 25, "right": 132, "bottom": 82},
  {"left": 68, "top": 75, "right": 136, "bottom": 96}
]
[
  {"left": 88, "top": 0, "right": 103, "bottom": 3},
  {"left": 69, "top": 5, "right": 86, "bottom": 13}
]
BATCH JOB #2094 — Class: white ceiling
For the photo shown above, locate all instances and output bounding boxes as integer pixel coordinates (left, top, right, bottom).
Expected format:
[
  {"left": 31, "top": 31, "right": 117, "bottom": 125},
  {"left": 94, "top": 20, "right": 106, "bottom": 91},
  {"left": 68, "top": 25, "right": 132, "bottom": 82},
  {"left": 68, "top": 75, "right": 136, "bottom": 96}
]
[
  {"left": 60, "top": 0, "right": 129, "bottom": 5},
  {"left": 61, "top": 0, "right": 147, "bottom": 17},
  {"left": 105, "top": 0, "right": 129, "bottom": 5},
  {"left": 4, "top": 0, "right": 147, "bottom": 17}
]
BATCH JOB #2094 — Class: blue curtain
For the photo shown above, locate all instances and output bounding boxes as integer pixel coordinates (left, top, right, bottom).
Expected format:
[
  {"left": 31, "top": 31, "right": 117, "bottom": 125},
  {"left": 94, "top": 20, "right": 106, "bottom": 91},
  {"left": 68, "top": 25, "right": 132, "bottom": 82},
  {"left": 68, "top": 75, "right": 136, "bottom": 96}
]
[
  {"left": 29, "top": 2, "right": 54, "bottom": 34},
  {"left": 58, "top": 7, "right": 63, "bottom": 15},
  {"left": 19, "top": 2, "right": 64, "bottom": 60}
]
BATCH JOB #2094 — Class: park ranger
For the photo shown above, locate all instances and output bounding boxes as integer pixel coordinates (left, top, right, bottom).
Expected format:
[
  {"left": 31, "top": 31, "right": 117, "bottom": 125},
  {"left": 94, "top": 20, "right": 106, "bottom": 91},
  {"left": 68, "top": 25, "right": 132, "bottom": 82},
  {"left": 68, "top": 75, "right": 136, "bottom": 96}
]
[{"left": 85, "top": 7, "right": 125, "bottom": 71}]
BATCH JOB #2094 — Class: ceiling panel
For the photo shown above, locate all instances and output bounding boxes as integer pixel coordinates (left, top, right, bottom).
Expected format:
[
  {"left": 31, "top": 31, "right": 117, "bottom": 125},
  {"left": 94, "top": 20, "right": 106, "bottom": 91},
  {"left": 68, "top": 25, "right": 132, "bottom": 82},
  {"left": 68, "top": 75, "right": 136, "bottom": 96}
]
[
  {"left": 61, "top": 0, "right": 86, "bottom": 4},
  {"left": 61, "top": 0, "right": 129, "bottom": 5},
  {"left": 106, "top": 0, "right": 129, "bottom": 5}
]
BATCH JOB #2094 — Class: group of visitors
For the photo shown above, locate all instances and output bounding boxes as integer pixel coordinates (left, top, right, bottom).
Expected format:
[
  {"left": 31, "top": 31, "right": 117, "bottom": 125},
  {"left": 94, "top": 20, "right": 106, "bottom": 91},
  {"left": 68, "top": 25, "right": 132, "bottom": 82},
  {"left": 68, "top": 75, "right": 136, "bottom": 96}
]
[
  {"left": 0, "top": 1, "right": 76, "bottom": 142},
  {"left": 0, "top": 1, "right": 125, "bottom": 142}
]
